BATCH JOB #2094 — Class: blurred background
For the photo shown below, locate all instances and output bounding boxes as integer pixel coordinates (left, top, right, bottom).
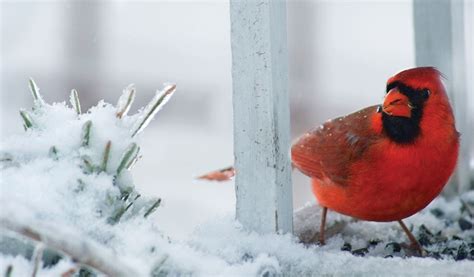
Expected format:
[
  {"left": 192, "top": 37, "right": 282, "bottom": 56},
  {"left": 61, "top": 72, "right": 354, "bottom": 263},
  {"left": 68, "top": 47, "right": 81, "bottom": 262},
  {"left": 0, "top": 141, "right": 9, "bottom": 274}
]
[{"left": 1, "top": 0, "right": 472, "bottom": 239}]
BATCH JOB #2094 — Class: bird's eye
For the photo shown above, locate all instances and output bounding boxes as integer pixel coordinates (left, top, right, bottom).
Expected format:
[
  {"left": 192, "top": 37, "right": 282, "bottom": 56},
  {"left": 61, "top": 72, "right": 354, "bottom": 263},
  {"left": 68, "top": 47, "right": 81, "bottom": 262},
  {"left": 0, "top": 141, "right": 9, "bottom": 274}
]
[{"left": 422, "top": 89, "right": 431, "bottom": 99}]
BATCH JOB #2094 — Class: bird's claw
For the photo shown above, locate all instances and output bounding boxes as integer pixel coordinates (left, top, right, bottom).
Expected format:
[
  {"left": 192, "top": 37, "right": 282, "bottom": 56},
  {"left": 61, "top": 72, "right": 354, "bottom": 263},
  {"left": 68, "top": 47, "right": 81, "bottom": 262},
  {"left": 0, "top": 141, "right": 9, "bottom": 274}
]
[{"left": 400, "top": 242, "right": 427, "bottom": 257}]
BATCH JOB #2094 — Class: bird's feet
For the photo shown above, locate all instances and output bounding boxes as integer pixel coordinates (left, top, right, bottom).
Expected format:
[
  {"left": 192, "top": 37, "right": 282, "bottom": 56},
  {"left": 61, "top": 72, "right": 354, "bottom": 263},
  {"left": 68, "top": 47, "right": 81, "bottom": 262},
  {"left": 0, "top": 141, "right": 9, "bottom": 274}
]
[
  {"left": 401, "top": 242, "right": 427, "bottom": 257},
  {"left": 397, "top": 220, "right": 427, "bottom": 257}
]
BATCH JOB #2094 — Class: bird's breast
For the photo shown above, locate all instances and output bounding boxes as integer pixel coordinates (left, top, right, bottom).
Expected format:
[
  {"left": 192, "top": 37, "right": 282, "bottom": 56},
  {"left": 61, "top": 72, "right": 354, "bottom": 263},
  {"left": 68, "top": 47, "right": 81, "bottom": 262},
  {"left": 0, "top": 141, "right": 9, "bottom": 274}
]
[{"left": 313, "top": 132, "right": 459, "bottom": 221}]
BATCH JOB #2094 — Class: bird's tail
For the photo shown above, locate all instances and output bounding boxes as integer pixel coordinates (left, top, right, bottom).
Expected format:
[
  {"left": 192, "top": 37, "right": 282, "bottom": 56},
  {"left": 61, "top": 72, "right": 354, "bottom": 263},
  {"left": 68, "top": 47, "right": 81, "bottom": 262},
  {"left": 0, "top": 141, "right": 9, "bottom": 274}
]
[
  {"left": 197, "top": 166, "right": 235, "bottom": 181},
  {"left": 197, "top": 163, "right": 296, "bottom": 182}
]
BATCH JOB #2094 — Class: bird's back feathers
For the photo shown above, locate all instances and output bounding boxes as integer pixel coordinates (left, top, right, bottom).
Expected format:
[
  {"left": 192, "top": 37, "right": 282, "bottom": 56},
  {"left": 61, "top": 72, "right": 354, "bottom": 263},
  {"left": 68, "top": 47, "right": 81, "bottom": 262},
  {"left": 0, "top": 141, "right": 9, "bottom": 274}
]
[{"left": 291, "top": 105, "right": 381, "bottom": 186}]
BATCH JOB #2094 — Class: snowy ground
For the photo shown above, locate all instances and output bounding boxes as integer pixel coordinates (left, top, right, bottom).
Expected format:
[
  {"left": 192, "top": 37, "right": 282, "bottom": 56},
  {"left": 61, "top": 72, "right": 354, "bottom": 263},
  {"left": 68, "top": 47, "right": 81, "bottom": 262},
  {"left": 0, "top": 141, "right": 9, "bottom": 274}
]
[
  {"left": 1, "top": 199, "right": 473, "bottom": 276},
  {"left": 0, "top": 93, "right": 473, "bottom": 276}
]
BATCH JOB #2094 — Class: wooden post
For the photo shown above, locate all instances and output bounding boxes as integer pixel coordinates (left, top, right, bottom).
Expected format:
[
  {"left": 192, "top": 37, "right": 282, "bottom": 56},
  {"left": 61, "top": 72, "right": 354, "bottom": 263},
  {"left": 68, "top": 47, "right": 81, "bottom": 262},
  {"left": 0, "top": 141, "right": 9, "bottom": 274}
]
[
  {"left": 230, "top": 0, "right": 293, "bottom": 234},
  {"left": 413, "top": 0, "right": 471, "bottom": 194}
]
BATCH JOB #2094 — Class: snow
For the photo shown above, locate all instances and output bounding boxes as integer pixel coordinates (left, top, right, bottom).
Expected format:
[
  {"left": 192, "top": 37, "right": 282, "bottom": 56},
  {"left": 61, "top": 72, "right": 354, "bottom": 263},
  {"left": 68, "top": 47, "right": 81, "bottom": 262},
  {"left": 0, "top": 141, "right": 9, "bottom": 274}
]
[
  {"left": 0, "top": 255, "right": 73, "bottom": 277},
  {"left": 0, "top": 88, "right": 171, "bottom": 275},
  {"left": 1, "top": 91, "right": 473, "bottom": 276}
]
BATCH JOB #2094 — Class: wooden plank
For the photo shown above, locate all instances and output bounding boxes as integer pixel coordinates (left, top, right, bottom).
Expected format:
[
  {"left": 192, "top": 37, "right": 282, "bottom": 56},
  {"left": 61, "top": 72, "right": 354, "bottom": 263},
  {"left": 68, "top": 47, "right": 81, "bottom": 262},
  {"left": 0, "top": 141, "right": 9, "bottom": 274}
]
[
  {"left": 230, "top": 0, "right": 293, "bottom": 234},
  {"left": 413, "top": 0, "right": 471, "bottom": 194}
]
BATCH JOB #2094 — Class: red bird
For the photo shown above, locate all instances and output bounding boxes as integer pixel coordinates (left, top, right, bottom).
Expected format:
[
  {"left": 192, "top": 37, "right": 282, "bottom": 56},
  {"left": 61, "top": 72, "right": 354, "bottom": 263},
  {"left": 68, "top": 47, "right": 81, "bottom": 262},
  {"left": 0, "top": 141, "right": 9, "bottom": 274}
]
[
  {"left": 201, "top": 67, "right": 459, "bottom": 254},
  {"left": 292, "top": 67, "right": 459, "bottom": 251}
]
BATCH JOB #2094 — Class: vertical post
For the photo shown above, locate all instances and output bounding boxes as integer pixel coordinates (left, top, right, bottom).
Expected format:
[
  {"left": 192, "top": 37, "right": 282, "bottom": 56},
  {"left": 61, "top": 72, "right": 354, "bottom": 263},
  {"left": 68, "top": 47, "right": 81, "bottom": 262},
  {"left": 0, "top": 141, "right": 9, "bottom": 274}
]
[
  {"left": 230, "top": 0, "right": 293, "bottom": 234},
  {"left": 413, "top": 0, "right": 471, "bottom": 194}
]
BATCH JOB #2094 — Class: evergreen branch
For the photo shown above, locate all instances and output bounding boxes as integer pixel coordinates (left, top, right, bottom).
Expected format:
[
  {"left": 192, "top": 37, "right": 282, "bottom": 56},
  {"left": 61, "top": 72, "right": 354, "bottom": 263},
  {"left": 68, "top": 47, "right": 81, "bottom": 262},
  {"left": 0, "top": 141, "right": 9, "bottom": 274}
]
[
  {"left": 28, "top": 78, "right": 45, "bottom": 106},
  {"left": 69, "top": 89, "right": 82, "bottom": 115},
  {"left": 131, "top": 84, "right": 176, "bottom": 137},
  {"left": 144, "top": 198, "right": 161, "bottom": 218},
  {"left": 116, "top": 143, "right": 138, "bottom": 175},
  {"left": 116, "top": 84, "right": 136, "bottom": 119},
  {"left": 0, "top": 217, "right": 139, "bottom": 276},
  {"left": 101, "top": 141, "right": 112, "bottom": 172},
  {"left": 20, "top": 110, "right": 34, "bottom": 129},
  {"left": 81, "top": 121, "right": 92, "bottom": 147}
]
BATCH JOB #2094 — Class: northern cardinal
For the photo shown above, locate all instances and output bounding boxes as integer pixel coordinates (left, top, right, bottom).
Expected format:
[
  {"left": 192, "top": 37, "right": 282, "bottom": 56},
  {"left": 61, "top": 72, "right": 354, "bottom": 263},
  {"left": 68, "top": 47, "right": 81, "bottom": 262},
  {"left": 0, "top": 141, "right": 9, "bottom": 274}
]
[{"left": 200, "top": 67, "right": 459, "bottom": 254}]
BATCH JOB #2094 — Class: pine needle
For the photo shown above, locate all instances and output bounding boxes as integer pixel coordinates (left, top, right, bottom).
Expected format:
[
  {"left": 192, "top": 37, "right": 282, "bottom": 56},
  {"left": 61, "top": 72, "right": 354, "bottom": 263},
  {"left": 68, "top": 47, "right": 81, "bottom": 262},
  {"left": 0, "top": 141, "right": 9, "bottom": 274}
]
[
  {"left": 69, "top": 89, "right": 82, "bottom": 115},
  {"left": 126, "top": 146, "right": 140, "bottom": 170},
  {"left": 131, "top": 84, "right": 176, "bottom": 137},
  {"left": 116, "top": 84, "right": 136, "bottom": 119},
  {"left": 150, "top": 254, "right": 169, "bottom": 276},
  {"left": 108, "top": 194, "right": 140, "bottom": 224},
  {"left": 81, "top": 121, "right": 92, "bottom": 147},
  {"left": 19, "top": 110, "right": 34, "bottom": 129},
  {"left": 75, "top": 179, "right": 86, "bottom": 192},
  {"left": 81, "top": 156, "right": 94, "bottom": 174},
  {"left": 28, "top": 78, "right": 45, "bottom": 106},
  {"left": 144, "top": 198, "right": 161, "bottom": 218},
  {"left": 120, "top": 186, "right": 134, "bottom": 201},
  {"left": 116, "top": 143, "right": 139, "bottom": 175},
  {"left": 48, "top": 146, "right": 59, "bottom": 160},
  {"left": 101, "top": 141, "right": 112, "bottom": 172},
  {"left": 5, "top": 265, "right": 13, "bottom": 277},
  {"left": 108, "top": 206, "right": 126, "bottom": 224}
]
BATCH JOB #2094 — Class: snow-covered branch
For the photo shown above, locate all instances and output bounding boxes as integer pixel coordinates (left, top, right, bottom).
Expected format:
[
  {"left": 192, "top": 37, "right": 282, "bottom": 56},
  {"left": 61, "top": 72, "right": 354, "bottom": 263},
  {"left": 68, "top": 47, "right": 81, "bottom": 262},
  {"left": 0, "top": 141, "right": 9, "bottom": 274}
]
[{"left": 0, "top": 217, "right": 140, "bottom": 276}]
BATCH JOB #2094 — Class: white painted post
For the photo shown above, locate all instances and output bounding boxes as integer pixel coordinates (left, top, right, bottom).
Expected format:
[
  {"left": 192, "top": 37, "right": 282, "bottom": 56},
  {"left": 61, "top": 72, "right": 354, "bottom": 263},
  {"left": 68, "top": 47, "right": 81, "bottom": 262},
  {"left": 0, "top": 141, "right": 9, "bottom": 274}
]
[
  {"left": 413, "top": 0, "right": 471, "bottom": 193},
  {"left": 230, "top": 0, "right": 293, "bottom": 234}
]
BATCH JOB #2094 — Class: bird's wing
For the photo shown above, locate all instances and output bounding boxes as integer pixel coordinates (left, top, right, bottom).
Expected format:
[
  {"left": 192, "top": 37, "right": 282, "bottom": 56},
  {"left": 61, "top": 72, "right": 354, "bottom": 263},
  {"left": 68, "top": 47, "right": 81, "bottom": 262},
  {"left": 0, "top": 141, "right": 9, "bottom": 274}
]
[{"left": 291, "top": 105, "right": 381, "bottom": 186}]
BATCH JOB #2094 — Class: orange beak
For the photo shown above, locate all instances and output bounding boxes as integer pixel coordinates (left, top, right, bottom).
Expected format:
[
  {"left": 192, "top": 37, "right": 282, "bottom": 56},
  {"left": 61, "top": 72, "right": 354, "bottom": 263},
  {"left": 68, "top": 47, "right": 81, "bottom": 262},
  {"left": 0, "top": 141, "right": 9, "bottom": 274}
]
[{"left": 382, "top": 89, "right": 413, "bottom": 118}]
